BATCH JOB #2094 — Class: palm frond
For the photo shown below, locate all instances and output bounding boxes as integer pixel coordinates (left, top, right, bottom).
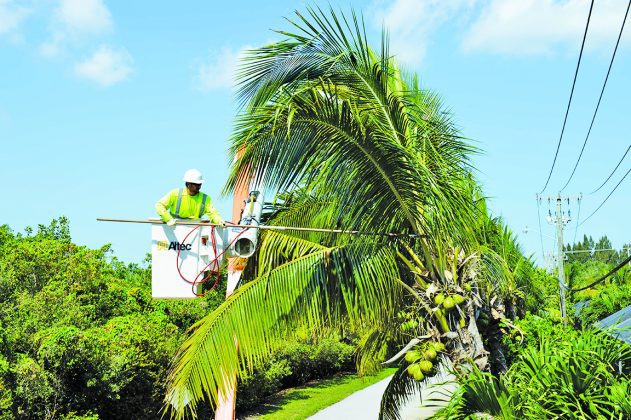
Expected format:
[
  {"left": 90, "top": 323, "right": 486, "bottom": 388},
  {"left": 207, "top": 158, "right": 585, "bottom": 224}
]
[
  {"left": 226, "top": 84, "right": 428, "bottom": 235},
  {"left": 379, "top": 355, "right": 454, "bottom": 420},
  {"left": 164, "top": 245, "right": 401, "bottom": 418},
  {"left": 226, "top": 6, "right": 477, "bottom": 244},
  {"left": 378, "top": 364, "right": 423, "bottom": 420},
  {"left": 257, "top": 229, "right": 327, "bottom": 276},
  {"left": 355, "top": 323, "right": 400, "bottom": 375},
  {"left": 433, "top": 364, "right": 518, "bottom": 419}
]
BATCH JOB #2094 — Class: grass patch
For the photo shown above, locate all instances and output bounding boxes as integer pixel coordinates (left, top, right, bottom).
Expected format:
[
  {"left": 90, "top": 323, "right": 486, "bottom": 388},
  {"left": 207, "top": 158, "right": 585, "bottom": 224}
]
[{"left": 241, "top": 368, "right": 396, "bottom": 419}]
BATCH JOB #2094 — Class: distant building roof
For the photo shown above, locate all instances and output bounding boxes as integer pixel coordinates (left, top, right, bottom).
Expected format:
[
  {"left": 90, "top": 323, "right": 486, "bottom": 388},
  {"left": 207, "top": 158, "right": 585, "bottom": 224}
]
[{"left": 595, "top": 304, "right": 631, "bottom": 344}]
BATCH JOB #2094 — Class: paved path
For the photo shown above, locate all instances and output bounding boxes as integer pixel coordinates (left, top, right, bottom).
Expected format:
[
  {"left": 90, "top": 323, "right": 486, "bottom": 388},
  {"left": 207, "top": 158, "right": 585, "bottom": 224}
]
[{"left": 308, "top": 375, "right": 456, "bottom": 420}]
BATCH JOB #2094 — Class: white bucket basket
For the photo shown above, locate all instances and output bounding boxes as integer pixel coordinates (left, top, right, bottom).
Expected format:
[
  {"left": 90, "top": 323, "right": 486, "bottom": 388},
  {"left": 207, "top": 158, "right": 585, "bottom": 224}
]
[{"left": 151, "top": 220, "right": 256, "bottom": 299}]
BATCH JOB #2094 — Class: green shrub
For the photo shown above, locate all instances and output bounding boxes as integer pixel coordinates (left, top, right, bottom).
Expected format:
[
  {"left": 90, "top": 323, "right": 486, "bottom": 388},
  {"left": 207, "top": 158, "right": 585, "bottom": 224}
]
[
  {"left": 0, "top": 218, "right": 226, "bottom": 418},
  {"left": 576, "top": 283, "right": 631, "bottom": 326},
  {"left": 279, "top": 338, "right": 355, "bottom": 387},
  {"left": 236, "top": 337, "right": 355, "bottom": 410},
  {"left": 501, "top": 313, "right": 577, "bottom": 365},
  {"left": 441, "top": 327, "right": 631, "bottom": 419},
  {"left": 237, "top": 359, "right": 292, "bottom": 410}
]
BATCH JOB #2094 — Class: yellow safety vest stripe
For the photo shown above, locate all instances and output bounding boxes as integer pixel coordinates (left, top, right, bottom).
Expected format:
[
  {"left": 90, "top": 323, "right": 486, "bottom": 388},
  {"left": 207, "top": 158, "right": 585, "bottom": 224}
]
[{"left": 155, "top": 188, "right": 222, "bottom": 223}]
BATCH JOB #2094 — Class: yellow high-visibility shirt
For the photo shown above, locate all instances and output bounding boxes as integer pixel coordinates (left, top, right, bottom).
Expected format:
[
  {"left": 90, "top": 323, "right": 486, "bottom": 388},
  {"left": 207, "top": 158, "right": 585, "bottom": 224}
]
[{"left": 155, "top": 188, "right": 222, "bottom": 223}]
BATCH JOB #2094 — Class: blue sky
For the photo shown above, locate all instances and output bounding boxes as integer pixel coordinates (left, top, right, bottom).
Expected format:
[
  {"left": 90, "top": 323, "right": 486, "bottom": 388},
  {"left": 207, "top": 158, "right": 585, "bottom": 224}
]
[{"left": 1, "top": 0, "right": 629, "bottom": 265}]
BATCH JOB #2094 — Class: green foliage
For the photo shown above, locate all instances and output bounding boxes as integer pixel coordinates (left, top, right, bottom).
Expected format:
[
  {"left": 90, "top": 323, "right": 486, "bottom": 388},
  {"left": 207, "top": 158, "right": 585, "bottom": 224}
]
[
  {"left": 565, "top": 234, "right": 625, "bottom": 264},
  {"left": 278, "top": 338, "right": 355, "bottom": 386},
  {"left": 0, "top": 354, "right": 11, "bottom": 416},
  {"left": 565, "top": 234, "right": 630, "bottom": 289},
  {"left": 237, "top": 359, "right": 292, "bottom": 411},
  {"left": 568, "top": 259, "right": 611, "bottom": 290},
  {"left": 236, "top": 337, "right": 355, "bottom": 410},
  {"left": 576, "top": 283, "right": 631, "bottom": 326},
  {"left": 165, "top": 6, "right": 540, "bottom": 418},
  {"left": 12, "top": 355, "right": 57, "bottom": 418},
  {"left": 0, "top": 218, "right": 230, "bottom": 418},
  {"left": 561, "top": 233, "right": 631, "bottom": 327},
  {"left": 522, "top": 268, "right": 558, "bottom": 313},
  {"left": 501, "top": 313, "right": 576, "bottom": 366},
  {"left": 441, "top": 326, "right": 631, "bottom": 419}
]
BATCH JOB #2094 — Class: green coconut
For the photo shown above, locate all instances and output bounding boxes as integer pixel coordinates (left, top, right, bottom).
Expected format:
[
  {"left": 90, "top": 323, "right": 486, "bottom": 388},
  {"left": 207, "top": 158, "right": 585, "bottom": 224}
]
[
  {"left": 407, "top": 363, "right": 421, "bottom": 377},
  {"left": 405, "top": 350, "right": 421, "bottom": 363},
  {"left": 413, "top": 370, "right": 425, "bottom": 381},
  {"left": 443, "top": 297, "right": 455, "bottom": 310},
  {"left": 419, "top": 360, "right": 434, "bottom": 373},
  {"left": 452, "top": 294, "right": 465, "bottom": 304},
  {"left": 424, "top": 349, "right": 437, "bottom": 361},
  {"left": 432, "top": 342, "right": 445, "bottom": 352},
  {"left": 433, "top": 293, "right": 445, "bottom": 305}
]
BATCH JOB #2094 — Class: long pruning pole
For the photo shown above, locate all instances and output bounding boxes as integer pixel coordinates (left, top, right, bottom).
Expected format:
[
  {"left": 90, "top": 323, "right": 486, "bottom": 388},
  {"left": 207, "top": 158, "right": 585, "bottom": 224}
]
[{"left": 96, "top": 218, "right": 423, "bottom": 238}]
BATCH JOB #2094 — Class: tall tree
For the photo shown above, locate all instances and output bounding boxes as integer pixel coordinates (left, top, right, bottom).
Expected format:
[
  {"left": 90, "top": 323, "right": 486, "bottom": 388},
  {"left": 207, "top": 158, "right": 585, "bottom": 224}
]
[{"left": 164, "top": 7, "right": 527, "bottom": 418}]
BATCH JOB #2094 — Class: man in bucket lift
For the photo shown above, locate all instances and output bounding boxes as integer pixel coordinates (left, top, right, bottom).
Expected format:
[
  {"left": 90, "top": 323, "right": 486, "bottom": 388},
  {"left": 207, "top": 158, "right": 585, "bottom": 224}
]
[{"left": 155, "top": 169, "right": 225, "bottom": 227}]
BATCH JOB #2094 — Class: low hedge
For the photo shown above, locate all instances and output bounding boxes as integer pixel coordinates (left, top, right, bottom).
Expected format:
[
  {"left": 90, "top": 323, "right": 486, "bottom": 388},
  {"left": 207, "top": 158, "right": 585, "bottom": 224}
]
[{"left": 237, "top": 337, "right": 355, "bottom": 410}]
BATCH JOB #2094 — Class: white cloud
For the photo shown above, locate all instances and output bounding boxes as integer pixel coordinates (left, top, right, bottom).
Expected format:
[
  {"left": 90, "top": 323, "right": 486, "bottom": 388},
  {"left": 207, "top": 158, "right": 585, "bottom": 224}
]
[
  {"left": 74, "top": 45, "right": 133, "bottom": 86},
  {"left": 39, "top": 39, "right": 62, "bottom": 57},
  {"left": 369, "top": 0, "right": 477, "bottom": 65},
  {"left": 464, "top": 0, "right": 631, "bottom": 55},
  {"left": 368, "top": 0, "right": 629, "bottom": 62},
  {"left": 57, "top": 0, "right": 111, "bottom": 34},
  {"left": 0, "top": 0, "right": 31, "bottom": 36},
  {"left": 41, "top": 0, "right": 112, "bottom": 57},
  {"left": 197, "top": 46, "right": 251, "bottom": 91}
]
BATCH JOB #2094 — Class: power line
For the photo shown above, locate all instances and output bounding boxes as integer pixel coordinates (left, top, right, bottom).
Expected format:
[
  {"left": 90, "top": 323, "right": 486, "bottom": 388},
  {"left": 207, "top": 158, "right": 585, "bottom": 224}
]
[
  {"left": 570, "top": 252, "right": 631, "bottom": 292},
  {"left": 539, "top": 0, "right": 595, "bottom": 194},
  {"left": 561, "top": 0, "right": 631, "bottom": 192},
  {"left": 578, "top": 167, "right": 631, "bottom": 227},
  {"left": 588, "top": 144, "right": 630, "bottom": 194}
]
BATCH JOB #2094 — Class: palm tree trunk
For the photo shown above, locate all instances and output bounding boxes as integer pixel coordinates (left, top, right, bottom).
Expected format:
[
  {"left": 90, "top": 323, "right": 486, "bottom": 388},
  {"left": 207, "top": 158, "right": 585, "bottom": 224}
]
[
  {"left": 449, "top": 305, "right": 489, "bottom": 372},
  {"left": 487, "top": 322, "right": 508, "bottom": 375}
]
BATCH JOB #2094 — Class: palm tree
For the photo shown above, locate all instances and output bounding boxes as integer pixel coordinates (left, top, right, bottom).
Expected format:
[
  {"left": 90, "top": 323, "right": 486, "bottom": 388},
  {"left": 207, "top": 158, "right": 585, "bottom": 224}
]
[{"left": 164, "top": 7, "right": 525, "bottom": 418}]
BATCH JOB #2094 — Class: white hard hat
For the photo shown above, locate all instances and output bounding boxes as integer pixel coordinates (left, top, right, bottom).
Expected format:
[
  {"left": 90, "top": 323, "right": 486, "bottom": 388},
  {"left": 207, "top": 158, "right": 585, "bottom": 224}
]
[{"left": 183, "top": 169, "right": 204, "bottom": 184}]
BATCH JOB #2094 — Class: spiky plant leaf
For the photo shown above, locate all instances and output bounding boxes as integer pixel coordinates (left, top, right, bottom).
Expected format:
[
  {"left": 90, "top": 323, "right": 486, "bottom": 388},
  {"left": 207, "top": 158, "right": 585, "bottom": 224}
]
[
  {"left": 379, "top": 355, "right": 453, "bottom": 420},
  {"left": 164, "top": 245, "right": 401, "bottom": 418},
  {"left": 224, "top": 7, "right": 477, "bottom": 245}
]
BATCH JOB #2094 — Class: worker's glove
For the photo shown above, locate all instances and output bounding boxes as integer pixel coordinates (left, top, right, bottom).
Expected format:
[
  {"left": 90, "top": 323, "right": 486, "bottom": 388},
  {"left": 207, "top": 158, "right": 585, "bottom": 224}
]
[
  {"left": 166, "top": 219, "right": 176, "bottom": 227},
  {"left": 217, "top": 220, "right": 226, "bottom": 228}
]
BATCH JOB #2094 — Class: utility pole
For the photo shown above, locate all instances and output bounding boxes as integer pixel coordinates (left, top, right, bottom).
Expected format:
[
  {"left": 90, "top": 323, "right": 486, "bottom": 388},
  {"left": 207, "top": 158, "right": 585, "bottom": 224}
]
[
  {"left": 540, "top": 193, "right": 580, "bottom": 325},
  {"left": 555, "top": 195, "right": 567, "bottom": 325}
]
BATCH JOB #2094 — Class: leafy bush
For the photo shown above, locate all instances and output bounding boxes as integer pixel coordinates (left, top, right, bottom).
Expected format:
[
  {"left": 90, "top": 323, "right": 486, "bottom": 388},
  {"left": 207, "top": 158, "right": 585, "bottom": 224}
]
[
  {"left": 0, "top": 219, "right": 227, "bottom": 418},
  {"left": 237, "top": 359, "right": 292, "bottom": 410},
  {"left": 279, "top": 337, "right": 355, "bottom": 387},
  {"left": 576, "top": 283, "right": 631, "bottom": 326},
  {"left": 501, "top": 313, "right": 576, "bottom": 365},
  {"left": 236, "top": 337, "right": 355, "bottom": 410},
  {"left": 439, "top": 327, "right": 631, "bottom": 419}
]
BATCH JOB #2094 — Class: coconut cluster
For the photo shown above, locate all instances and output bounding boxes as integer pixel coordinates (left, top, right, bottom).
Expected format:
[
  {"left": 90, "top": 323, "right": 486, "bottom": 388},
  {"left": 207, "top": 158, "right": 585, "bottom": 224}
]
[
  {"left": 433, "top": 291, "right": 466, "bottom": 310},
  {"left": 405, "top": 341, "right": 445, "bottom": 381}
]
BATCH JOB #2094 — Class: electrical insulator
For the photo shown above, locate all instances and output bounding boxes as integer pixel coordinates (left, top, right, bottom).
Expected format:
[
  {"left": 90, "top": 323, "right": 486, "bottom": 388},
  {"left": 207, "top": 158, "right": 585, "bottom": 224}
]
[{"left": 230, "top": 191, "right": 264, "bottom": 258}]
